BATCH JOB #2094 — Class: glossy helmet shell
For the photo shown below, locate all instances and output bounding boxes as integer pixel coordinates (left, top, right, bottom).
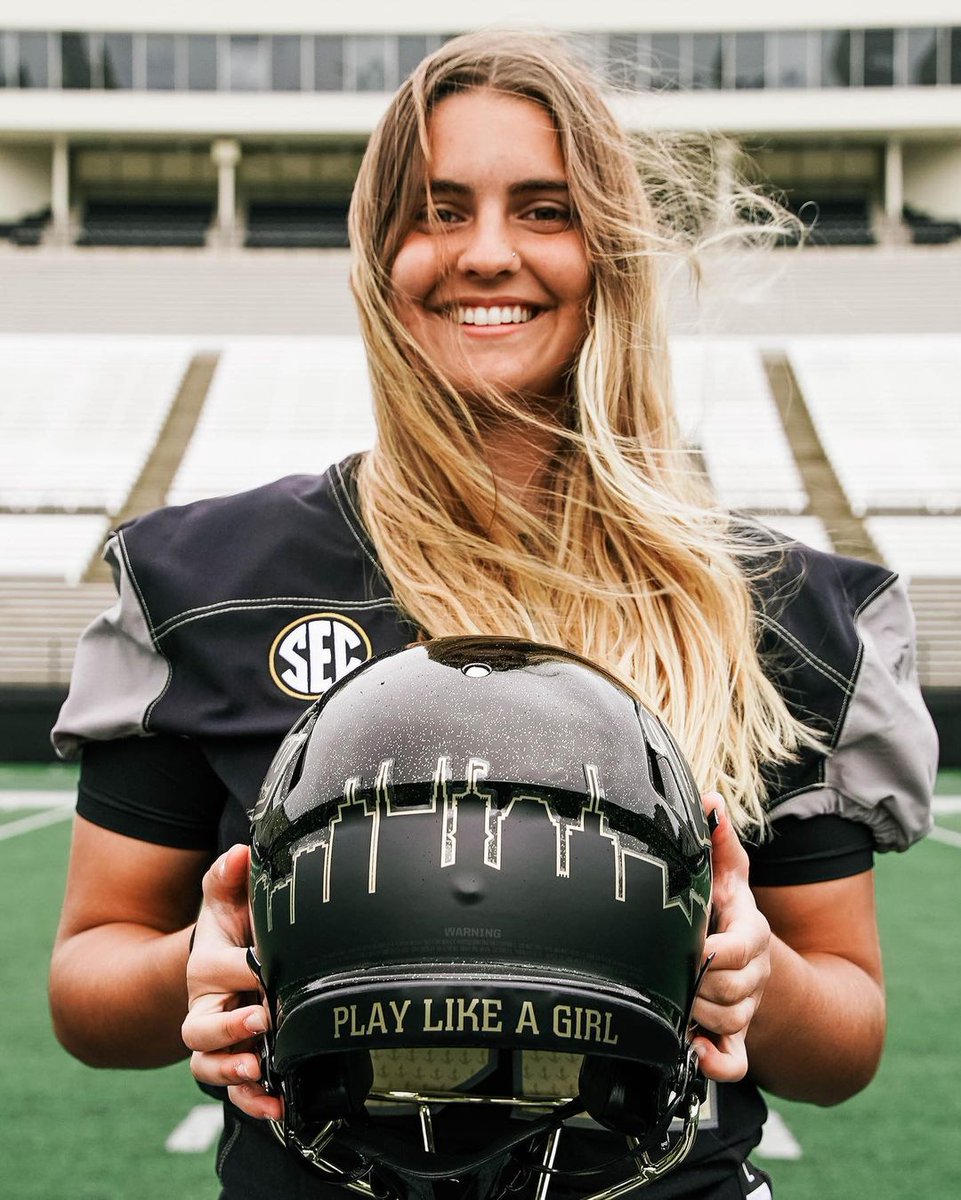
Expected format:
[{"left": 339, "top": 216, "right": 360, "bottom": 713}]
[{"left": 250, "top": 637, "right": 711, "bottom": 1113}]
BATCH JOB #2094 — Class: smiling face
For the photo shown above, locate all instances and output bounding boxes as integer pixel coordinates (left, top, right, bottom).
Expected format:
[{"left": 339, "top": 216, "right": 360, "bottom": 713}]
[{"left": 389, "top": 89, "right": 592, "bottom": 407}]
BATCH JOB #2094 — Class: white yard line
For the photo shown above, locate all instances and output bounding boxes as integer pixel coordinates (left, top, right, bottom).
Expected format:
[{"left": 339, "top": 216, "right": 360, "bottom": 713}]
[
  {"left": 929, "top": 825, "right": 961, "bottom": 850},
  {"left": 165, "top": 1104, "right": 224, "bottom": 1153},
  {"left": 0, "top": 790, "right": 75, "bottom": 810},
  {"left": 0, "top": 805, "right": 73, "bottom": 841},
  {"left": 756, "top": 1110, "right": 803, "bottom": 1161},
  {"left": 932, "top": 796, "right": 961, "bottom": 814}
]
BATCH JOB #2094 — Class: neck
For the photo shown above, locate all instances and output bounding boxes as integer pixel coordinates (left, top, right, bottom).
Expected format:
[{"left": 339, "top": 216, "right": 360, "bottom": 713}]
[{"left": 481, "top": 419, "right": 561, "bottom": 515}]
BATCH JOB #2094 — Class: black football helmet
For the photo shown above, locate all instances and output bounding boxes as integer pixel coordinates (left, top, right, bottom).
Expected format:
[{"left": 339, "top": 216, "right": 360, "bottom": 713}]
[{"left": 249, "top": 637, "right": 713, "bottom": 1200}]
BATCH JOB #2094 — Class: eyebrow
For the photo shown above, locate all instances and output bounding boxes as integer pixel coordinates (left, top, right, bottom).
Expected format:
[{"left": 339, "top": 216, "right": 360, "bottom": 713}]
[{"left": 429, "top": 178, "right": 570, "bottom": 197}]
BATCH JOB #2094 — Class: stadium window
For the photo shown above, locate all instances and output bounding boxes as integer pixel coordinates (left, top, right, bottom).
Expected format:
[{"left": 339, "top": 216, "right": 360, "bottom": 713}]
[
  {"left": 103, "top": 33, "right": 133, "bottom": 89},
  {"left": 772, "top": 31, "right": 810, "bottom": 88},
  {"left": 271, "top": 35, "right": 301, "bottom": 90},
  {"left": 17, "top": 32, "right": 50, "bottom": 88},
  {"left": 146, "top": 33, "right": 176, "bottom": 90},
  {"left": 864, "top": 29, "right": 895, "bottom": 86},
  {"left": 733, "top": 31, "right": 765, "bottom": 89},
  {"left": 229, "top": 35, "right": 266, "bottom": 91},
  {"left": 314, "top": 35, "right": 343, "bottom": 91},
  {"left": 951, "top": 28, "right": 961, "bottom": 85},
  {"left": 607, "top": 32, "right": 640, "bottom": 89},
  {"left": 691, "top": 33, "right": 723, "bottom": 89},
  {"left": 187, "top": 35, "right": 217, "bottom": 90},
  {"left": 648, "top": 33, "right": 681, "bottom": 90},
  {"left": 60, "top": 33, "right": 92, "bottom": 89},
  {"left": 352, "top": 35, "right": 389, "bottom": 92},
  {"left": 821, "top": 30, "right": 852, "bottom": 87},
  {"left": 904, "top": 29, "right": 938, "bottom": 86},
  {"left": 398, "top": 36, "right": 430, "bottom": 81}
]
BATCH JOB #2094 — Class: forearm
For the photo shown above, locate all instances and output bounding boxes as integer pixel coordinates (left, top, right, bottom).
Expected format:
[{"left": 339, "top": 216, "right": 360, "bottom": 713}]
[
  {"left": 50, "top": 922, "right": 194, "bottom": 1068},
  {"left": 745, "top": 932, "right": 886, "bottom": 1105}
]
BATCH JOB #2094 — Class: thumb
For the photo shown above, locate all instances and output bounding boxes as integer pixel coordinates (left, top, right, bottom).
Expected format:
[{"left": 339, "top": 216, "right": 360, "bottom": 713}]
[
  {"left": 701, "top": 793, "right": 750, "bottom": 888},
  {"left": 199, "top": 844, "right": 252, "bottom": 934}
]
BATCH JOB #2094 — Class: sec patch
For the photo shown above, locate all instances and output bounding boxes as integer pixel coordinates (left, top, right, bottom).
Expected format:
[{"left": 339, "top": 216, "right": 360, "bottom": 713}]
[{"left": 269, "top": 613, "right": 372, "bottom": 700}]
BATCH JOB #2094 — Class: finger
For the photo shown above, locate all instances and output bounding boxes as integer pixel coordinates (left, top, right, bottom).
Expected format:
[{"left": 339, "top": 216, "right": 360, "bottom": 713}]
[
  {"left": 691, "top": 994, "right": 758, "bottom": 1038},
  {"left": 188, "top": 945, "right": 262, "bottom": 997},
  {"left": 190, "top": 1047, "right": 264, "bottom": 1088},
  {"left": 692, "top": 1031, "right": 748, "bottom": 1083},
  {"left": 200, "top": 844, "right": 252, "bottom": 918},
  {"left": 228, "top": 1082, "right": 284, "bottom": 1122},
  {"left": 701, "top": 794, "right": 750, "bottom": 889},
  {"left": 182, "top": 1003, "right": 268, "bottom": 1053},
  {"left": 703, "top": 924, "right": 770, "bottom": 974}
]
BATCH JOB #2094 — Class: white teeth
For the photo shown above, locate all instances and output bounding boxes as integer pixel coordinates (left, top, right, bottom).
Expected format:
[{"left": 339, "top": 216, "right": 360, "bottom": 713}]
[{"left": 454, "top": 306, "right": 533, "bottom": 326}]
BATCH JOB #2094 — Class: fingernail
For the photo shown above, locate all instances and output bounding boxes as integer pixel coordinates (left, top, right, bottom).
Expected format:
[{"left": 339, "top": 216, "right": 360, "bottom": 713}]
[
  {"left": 245, "top": 1012, "right": 267, "bottom": 1035},
  {"left": 708, "top": 809, "right": 720, "bottom": 833},
  {"left": 235, "top": 1060, "right": 249, "bottom": 1079}
]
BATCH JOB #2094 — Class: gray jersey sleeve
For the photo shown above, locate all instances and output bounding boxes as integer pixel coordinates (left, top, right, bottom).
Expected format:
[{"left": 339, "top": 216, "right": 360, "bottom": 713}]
[
  {"left": 774, "top": 577, "right": 937, "bottom": 852},
  {"left": 51, "top": 531, "right": 169, "bottom": 761}
]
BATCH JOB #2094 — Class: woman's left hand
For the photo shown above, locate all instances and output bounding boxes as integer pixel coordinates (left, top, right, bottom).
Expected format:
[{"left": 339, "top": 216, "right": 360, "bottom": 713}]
[{"left": 690, "top": 793, "right": 771, "bottom": 1082}]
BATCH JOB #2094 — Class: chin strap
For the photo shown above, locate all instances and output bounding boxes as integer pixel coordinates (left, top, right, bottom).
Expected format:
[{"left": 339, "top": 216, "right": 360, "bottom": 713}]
[{"left": 266, "top": 1046, "right": 705, "bottom": 1200}]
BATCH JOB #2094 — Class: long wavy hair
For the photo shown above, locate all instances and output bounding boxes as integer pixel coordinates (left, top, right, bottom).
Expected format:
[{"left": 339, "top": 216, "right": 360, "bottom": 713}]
[{"left": 349, "top": 30, "right": 811, "bottom": 834}]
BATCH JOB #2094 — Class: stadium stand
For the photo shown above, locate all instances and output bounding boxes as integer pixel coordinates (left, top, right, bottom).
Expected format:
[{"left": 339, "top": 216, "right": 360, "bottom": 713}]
[
  {"left": 166, "top": 337, "right": 375, "bottom": 504},
  {"left": 245, "top": 204, "right": 350, "bottom": 249},
  {"left": 0, "top": 206, "right": 50, "bottom": 246},
  {"left": 0, "top": 335, "right": 194, "bottom": 512},
  {"left": 903, "top": 207, "right": 961, "bottom": 247},
  {"left": 866, "top": 517, "right": 961, "bottom": 577},
  {"left": 0, "top": 516, "right": 108, "bottom": 587},
  {"left": 77, "top": 202, "right": 213, "bottom": 248},
  {"left": 760, "top": 515, "right": 833, "bottom": 554},
  {"left": 0, "top": 579, "right": 116, "bottom": 687},
  {"left": 786, "top": 337, "right": 961, "bottom": 515},
  {"left": 792, "top": 198, "right": 876, "bottom": 247},
  {"left": 866, "top": 518, "right": 961, "bottom": 690},
  {"left": 671, "top": 339, "right": 808, "bottom": 513}
]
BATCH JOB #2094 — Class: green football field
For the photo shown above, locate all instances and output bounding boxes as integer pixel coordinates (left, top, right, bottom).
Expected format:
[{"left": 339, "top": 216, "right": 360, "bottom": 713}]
[{"left": 2, "top": 763, "right": 958, "bottom": 1199}]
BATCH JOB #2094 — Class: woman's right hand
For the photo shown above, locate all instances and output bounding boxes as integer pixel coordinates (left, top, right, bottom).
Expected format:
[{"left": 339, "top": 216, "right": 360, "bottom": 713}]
[{"left": 181, "top": 844, "right": 283, "bottom": 1120}]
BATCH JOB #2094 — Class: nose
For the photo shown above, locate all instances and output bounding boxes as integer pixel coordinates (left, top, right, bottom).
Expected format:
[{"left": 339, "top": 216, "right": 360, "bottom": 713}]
[{"left": 456, "top": 207, "right": 519, "bottom": 278}]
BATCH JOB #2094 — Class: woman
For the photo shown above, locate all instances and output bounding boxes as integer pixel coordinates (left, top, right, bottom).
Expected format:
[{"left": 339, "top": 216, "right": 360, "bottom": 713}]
[{"left": 49, "top": 31, "right": 935, "bottom": 1200}]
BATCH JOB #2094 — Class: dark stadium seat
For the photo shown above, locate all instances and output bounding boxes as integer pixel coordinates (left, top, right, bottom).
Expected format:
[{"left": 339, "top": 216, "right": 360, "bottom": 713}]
[
  {"left": 0, "top": 207, "right": 50, "bottom": 246},
  {"left": 77, "top": 202, "right": 212, "bottom": 248},
  {"left": 795, "top": 199, "right": 876, "bottom": 247},
  {"left": 903, "top": 206, "right": 961, "bottom": 246},
  {"left": 244, "top": 203, "right": 349, "bottom": 248}
]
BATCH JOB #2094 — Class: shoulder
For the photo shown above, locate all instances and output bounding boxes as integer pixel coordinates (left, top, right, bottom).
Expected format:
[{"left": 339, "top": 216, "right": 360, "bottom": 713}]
[
  {"left": 748, "top": 533, "right": 898, "bottom": 672},
  {"left": 745, "top": 530, "right": 936, "bottom": 851},
  {"left": 114, "top": 463, "right": 374, "bottom": 627}
]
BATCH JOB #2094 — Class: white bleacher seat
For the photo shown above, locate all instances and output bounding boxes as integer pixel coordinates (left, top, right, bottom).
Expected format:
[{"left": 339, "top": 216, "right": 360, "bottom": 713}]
[
  {"left": 670, "top": 340, "right": 807, "bottom": 513},
  {"left": 0, "top": 335, "right": 192, "bottom": 512},
  {"left": 0, "top": 514, "right": 109, "bottom": 585},
  {"left": 759, "top": 515, "right": 833, "bottom": 554},
  {"left": 865, "top": 517, "right": 961, "bottom": 577},
  {"left": 787, "top": 337, "right": 961, "bottom": 515},
  {"left": 167, "top": 338, "right": 375, "bottom": 505}
]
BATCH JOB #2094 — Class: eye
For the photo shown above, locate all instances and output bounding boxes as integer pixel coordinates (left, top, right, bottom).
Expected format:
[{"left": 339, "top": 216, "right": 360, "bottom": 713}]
[
  {"left": 415, "top": 205, "right": 464, "bottom": 229},
  {"left": 523, "top": 204, "right": 574, "bottom": 227}
]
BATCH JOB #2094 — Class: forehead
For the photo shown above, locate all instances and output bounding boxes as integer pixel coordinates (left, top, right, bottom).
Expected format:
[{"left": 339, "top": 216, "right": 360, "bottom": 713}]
[{"left": 427, "top": 89, "right": 566, "bottom": 182}]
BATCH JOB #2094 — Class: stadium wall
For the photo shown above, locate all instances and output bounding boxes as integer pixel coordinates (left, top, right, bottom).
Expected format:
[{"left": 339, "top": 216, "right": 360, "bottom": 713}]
[{"left": 0, "top": 145, "right": 50, "bottom": 222}]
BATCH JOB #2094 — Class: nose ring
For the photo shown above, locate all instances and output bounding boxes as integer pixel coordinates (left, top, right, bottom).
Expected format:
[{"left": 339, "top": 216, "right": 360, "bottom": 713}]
[{"left": 511, "top": 251, "right": 517, "bottom": 259}]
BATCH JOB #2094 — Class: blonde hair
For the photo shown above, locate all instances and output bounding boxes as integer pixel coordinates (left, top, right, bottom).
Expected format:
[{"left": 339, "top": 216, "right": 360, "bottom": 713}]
[{"left": 349, "top": 31, "right": 811, "bottom": 835}]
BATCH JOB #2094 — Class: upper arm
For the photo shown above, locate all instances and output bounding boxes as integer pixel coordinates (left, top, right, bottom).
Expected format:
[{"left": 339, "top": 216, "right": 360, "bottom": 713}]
[
  {"left": 753, "top": 870, "right": 883, "bottom": 985},
  {"left": 55, "top": 816, "right": 211, "bottom": 947}
]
